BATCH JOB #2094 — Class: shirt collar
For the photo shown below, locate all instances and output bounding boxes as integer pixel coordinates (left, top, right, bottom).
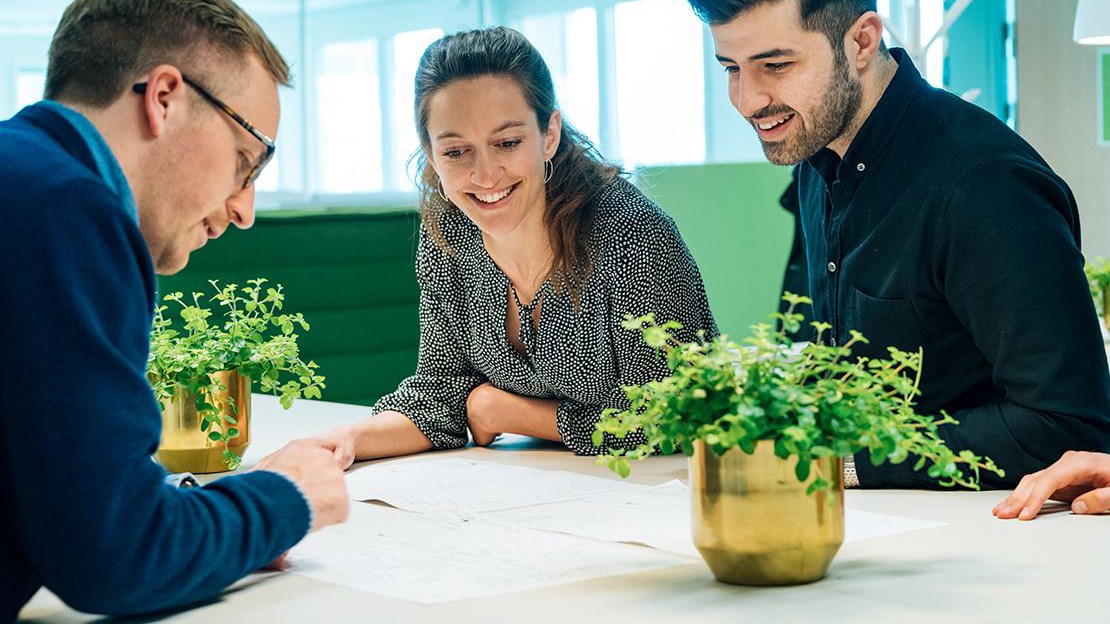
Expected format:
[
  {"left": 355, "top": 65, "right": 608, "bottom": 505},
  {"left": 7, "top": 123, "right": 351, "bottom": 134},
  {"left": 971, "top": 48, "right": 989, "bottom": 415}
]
[
  {"left": 805, "top": 47, "right": 926, "bottom": 191},
  {"left": 34, "top": 100, "right": 138, "bottom": 223}
]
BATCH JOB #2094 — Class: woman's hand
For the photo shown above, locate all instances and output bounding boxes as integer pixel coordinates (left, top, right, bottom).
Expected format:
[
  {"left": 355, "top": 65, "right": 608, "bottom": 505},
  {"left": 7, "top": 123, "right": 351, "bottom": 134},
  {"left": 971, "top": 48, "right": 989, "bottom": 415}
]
[
  {"left": 306, "top": 427, "right": 359, "bottom": 470},
  {"left": 993, "top": 451, "right": 1110, "bottom": 520}
]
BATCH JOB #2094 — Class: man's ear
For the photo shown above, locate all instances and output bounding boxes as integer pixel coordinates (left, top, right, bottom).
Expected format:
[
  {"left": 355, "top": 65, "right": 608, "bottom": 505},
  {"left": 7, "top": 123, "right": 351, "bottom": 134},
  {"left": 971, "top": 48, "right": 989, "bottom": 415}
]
[
  {"left": 543, "top": 109, "right": 562, "bottom": 160},
  {"left": 136, "top": 65, "right": 187, "bottom": 139},
  {"left": 846, "top": 11, "right": 885, "bottom": 70}
]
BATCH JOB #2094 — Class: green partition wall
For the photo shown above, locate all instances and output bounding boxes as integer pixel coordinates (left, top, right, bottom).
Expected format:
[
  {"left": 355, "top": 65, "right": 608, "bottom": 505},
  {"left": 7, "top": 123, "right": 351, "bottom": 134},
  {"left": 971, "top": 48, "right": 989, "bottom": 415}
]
[
  {"left": 636, "top": 162, "right": 794, "bottom": 337},
  {"left": 158, "top": 209, "right": 421, "bottom": 407}
]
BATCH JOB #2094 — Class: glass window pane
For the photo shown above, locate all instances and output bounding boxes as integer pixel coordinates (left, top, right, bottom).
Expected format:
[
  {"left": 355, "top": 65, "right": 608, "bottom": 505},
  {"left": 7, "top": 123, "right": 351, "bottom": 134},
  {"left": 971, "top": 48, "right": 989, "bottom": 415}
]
[
  {"left": 254, "top": 155, "right": 281, "bottom": 193},
  {"left": 522, "top": 9, "right": 601, "bottom": 148},
  {"left": 391, "top": 27, "right": 444, "bottom": 190},
  {"left": 877, "top": 0, "right": 894, "bottom": 47},
  {"left": 239, "top": 1, "right": 304, "bottom": 196},
  {"left": 316, "top": 39, "right": 383, "bottom": 193},
  {"left": 16, "top": 71, "right": 45, "bottom": 108},
  {"left": 921, "top": 0, "right": 945, "bottom": 87},
  {"left": 614, "top": 0, "right": 705, "bottom": 167}
]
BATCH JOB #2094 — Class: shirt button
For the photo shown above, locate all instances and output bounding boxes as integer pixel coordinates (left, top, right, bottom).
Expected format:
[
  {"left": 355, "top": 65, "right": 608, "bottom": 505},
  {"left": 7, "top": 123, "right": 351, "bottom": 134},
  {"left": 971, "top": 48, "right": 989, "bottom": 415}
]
[
  {"left": 857, "top": 163, "right": 866, "bottom": 172},
  {"left": 827, "top": 261, "right": 837, "bottom": 273}
]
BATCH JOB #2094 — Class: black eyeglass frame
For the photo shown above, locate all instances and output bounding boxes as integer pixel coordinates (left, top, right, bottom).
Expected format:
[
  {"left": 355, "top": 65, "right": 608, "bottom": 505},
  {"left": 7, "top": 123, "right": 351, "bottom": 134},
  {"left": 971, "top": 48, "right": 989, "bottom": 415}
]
[{"left": 132, "top": 75, "right": 275, "bottom": 189}]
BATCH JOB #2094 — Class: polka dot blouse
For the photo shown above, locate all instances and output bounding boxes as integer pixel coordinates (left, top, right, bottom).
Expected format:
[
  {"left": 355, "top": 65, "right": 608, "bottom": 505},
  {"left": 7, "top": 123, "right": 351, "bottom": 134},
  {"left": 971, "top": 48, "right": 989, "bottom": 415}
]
[{"left": 371, "top": 176, "right": 719, "bottom": 454}]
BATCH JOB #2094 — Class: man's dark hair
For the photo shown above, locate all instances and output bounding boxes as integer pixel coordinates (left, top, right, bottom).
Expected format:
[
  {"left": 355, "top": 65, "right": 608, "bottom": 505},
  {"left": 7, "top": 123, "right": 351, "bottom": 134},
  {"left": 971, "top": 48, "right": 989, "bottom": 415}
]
[{"left": 687, "top": 0, "right": 879, "bottom": 49}]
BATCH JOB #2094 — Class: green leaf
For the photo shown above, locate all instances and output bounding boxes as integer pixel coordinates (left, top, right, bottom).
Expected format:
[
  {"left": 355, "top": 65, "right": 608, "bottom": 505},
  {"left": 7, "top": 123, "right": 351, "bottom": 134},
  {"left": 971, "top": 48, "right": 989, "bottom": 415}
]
[
  {"left": 589, "top": 293, "right": 1001, "bottom": 492},
  {"left": 794, "top": 457, "right": 811, "bottom": 482}
]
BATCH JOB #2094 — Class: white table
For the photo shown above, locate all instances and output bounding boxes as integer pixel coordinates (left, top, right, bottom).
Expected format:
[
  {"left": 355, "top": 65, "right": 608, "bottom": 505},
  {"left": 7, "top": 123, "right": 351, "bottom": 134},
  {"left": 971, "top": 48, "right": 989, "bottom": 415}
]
[{"left": 20, "top": 395, "right": 1110, "bottom": 624}]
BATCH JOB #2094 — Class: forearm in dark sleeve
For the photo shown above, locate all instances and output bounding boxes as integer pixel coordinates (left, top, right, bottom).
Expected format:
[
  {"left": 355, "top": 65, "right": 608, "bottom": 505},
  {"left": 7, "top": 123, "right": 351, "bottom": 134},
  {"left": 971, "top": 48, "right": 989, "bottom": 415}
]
[
  {"left": 856, "top": 399, "right": 1108, "bottom": 489},
  {"left": 4, "top": 186, "right": 309, "bottom": 615},
  {"left": 859, "top": 162, "right": 1110, "bottom": 489}
]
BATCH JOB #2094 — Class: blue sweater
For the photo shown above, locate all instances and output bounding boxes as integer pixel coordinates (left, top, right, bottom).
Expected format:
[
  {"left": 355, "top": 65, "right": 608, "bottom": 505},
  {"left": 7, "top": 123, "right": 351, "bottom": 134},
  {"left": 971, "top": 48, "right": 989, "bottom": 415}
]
[{"left": 0, "top": 102, "right": 311, "bottom": 621}]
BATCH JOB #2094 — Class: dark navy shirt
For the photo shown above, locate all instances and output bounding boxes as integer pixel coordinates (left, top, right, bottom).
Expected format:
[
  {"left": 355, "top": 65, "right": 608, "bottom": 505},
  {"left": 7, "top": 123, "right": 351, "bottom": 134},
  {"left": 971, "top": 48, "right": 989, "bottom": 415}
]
[
  {"left": 0, "top": 102, "right": 311, "bottom": 620},
  {"left": 798, "top": 49, "right": 1110, "bottom": 488}
]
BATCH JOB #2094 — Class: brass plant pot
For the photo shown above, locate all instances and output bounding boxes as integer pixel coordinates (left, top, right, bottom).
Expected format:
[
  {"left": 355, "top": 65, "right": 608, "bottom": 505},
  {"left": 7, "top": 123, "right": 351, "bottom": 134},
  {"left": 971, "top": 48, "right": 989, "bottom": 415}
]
[
  {"left": 689, "top": 439, "right": 844, "bottom": 586},
  {"left": 1104, "top": 289, "right": 1110, "bottom": 334},
  {"left": 155, "top": 370, "right": 251, "bottom": 474}
]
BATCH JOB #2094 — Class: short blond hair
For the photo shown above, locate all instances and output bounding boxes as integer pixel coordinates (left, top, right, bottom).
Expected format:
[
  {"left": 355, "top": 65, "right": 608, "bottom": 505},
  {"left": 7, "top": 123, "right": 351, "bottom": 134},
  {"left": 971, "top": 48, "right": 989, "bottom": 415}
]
[{"left": 46, "top": 0, "right": 291, "bottom": 108}]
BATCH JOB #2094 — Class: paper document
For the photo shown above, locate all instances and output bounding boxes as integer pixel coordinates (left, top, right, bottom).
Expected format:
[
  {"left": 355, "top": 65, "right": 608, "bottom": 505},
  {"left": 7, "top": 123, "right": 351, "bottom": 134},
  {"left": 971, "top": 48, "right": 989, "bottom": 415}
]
[
  {"left": 488, "top": 480, "right": 946, "bottom": 558},
  {"left": 488, "top": 480, "right": 698, "bottom": 556},
  {"left": 290, "top": 502, "right": 688, "bottom": 603},
  {"left": 298, "top": 459, "right": 947, "bottom": 602},
  {"left": 843, "top": 508, "right": 946, "bottom": 541},
  {"left": 345, "top": 457, "right": 649, "bottom": 513}
]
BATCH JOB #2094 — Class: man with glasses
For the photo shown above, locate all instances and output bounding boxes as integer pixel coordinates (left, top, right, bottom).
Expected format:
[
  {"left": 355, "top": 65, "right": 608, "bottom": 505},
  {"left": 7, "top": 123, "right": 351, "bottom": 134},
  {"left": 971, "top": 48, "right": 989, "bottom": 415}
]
[
  {"left": 0, "top": 1, "right": 349, "bottom": 620},
  {"left": 133, "top": 75, "right": 276, "bottom": 191}
]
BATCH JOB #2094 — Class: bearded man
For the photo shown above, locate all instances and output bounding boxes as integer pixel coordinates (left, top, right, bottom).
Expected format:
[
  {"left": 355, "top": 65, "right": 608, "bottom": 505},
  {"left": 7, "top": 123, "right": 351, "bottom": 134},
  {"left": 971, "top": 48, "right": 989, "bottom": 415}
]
[{"left": 690, "top": 0, "right": 1110, "bottom": 489}]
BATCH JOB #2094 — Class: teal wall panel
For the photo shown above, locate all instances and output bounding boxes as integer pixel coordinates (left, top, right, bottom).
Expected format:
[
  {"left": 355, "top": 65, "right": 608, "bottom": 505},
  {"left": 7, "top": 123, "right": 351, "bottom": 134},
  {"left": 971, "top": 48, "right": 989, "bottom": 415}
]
[{"left": 946, "top": 0, "right": 1009, "bottom": 121}]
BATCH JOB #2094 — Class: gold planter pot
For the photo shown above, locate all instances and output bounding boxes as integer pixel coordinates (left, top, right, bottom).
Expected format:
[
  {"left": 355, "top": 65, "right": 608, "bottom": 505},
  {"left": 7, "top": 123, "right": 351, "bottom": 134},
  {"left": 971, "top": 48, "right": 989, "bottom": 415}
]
[
  {"left": 155, "top": 370, "right": 251, "bottom": 474},
  {"left": 689, "top": 439, "right": 844, "bottom": 586},
  {"left": 1104, "top": 289, "right": 1110, "bottom": 334}
]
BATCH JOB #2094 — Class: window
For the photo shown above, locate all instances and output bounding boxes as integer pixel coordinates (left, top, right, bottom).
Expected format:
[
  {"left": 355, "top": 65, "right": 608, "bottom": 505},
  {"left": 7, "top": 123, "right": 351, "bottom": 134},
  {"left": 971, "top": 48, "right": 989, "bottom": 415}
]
[
  {"left": 613, "top": 0, "right": 705, "bottom": 166},
  {"left": 391, "top": 28, "right": 445, "bottom": 189},
  {"left": 918, "top": 0, "right": 946, "bottom": 87},
  {"left": 0, "top": 0, "right": 1009, "bottom": 206},
  {"left": 879, "top": 0, "right": 961, "bottom": 89},
  {"left": 316, "top": 39, "right": 383, "bottom": 193},
  {"left": 16, "top": 70, "right": 45, "bottom": 109},
  {"left": 522, "top": 9, "right": 601, "bottom": 147}
]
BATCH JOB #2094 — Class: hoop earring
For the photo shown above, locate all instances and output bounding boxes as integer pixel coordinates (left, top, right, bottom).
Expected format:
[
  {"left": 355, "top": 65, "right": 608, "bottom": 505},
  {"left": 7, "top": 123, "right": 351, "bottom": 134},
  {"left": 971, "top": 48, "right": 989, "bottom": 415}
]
[
  {"left": 437, "top": 178, "right": 450, "bottom": 203},
  {"left": 543, "top": 159, "right": 553, "bottom": 184}
]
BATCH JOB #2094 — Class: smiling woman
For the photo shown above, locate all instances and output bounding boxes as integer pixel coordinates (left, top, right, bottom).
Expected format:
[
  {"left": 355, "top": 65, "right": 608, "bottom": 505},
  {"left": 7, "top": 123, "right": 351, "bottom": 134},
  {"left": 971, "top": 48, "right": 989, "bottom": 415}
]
[{"left": 297, "top": 26, "right": 719, "bottom": 467}]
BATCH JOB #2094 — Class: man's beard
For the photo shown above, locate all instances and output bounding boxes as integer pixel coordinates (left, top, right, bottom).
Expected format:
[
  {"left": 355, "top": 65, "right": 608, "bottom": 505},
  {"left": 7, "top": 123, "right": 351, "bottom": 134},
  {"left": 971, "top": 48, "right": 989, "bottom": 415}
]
[{"left": 756, "top": 52, "right": 864, "bottom": 165}]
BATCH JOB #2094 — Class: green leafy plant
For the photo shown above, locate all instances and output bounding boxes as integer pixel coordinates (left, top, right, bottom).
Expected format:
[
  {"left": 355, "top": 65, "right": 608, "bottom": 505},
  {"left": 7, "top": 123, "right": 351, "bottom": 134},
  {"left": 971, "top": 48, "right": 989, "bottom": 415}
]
[
  {"left": 1085, "top": 257, "right": 1110, "bottom": 315},
  {"left": 147, "top": 278, "right": 325, "bottom": 469},
  {"left": 593, "top": 293, "right": 1003, "bottom": 494}
]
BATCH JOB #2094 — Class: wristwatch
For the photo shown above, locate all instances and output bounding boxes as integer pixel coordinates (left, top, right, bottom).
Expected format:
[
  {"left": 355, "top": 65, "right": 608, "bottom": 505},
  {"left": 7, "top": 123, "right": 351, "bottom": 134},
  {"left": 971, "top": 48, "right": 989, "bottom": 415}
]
[
  {"left": 843, "top": 455, "right": 859, "bottom": 489},
  {"left": 165, "top": 472, "right": 200, "bottom": 489}
]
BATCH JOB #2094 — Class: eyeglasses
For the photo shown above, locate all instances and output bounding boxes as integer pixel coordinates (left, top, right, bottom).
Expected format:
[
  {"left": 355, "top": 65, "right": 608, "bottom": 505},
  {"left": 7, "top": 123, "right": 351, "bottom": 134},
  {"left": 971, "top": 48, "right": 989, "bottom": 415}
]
[{"left": 132, "top": 74, "right": 275, "bottom": 189}]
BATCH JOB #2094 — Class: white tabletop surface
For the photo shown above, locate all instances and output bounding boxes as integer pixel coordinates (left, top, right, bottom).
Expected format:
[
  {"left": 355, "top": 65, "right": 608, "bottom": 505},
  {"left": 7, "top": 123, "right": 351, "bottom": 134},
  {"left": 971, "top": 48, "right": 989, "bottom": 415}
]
[{"left": 20, "top": 394, "right": 1110, "bottom": 624}]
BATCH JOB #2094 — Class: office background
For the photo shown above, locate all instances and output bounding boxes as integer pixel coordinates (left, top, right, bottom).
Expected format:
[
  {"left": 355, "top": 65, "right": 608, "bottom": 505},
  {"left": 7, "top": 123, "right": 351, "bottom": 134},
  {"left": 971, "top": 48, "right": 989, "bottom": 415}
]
[{"left": 0, "top": 0, "right": 1101, "bottom": 403}]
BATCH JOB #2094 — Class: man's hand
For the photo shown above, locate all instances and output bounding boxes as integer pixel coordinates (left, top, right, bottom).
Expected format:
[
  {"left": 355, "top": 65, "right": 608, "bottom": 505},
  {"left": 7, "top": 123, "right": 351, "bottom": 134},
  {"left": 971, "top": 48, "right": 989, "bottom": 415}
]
[
  {"left": 255, "top": 439, "right": 350, "bottom": 532},
  {"left": 263, "top": 552, "right": 290, "bottom": 571},
  {"left": 993, "top": 451, "right": 1110, "bottom": 520},
  {"left": 466, "top": 382, "right": 504, "bottom": 446}
]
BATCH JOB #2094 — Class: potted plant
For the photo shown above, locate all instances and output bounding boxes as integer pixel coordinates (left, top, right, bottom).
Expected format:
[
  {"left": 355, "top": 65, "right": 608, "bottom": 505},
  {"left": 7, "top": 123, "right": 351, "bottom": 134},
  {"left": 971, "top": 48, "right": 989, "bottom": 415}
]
[
  {"left": 593, "top": 293, "right": 1002, "bottom": 586},
  {"left": 1085, "top": 257, "right": 1110, "bottom": 336},
  {"left": 147, "top": 279, "right": 325, "bottom": 473}
]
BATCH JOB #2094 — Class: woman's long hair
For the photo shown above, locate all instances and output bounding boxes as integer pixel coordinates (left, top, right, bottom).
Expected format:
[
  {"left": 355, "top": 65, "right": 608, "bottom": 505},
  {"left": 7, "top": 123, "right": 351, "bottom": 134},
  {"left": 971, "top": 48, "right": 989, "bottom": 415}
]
[{"left": 412, "top": 26, "right": 619, "bottom": 301}]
